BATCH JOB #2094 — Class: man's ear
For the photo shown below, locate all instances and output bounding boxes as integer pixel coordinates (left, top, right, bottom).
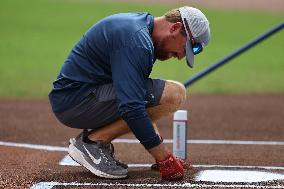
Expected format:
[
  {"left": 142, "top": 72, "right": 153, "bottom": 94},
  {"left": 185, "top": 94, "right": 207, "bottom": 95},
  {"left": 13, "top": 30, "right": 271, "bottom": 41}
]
[{"left": 170, "top": 22, "right": 183, "bottom": 34}]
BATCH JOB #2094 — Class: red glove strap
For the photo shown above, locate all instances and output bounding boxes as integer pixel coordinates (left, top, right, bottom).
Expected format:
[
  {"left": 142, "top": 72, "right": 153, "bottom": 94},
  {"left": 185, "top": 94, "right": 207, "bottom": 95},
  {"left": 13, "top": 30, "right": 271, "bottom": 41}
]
[{"left": 156, "top": 153, "right": 184, "bottom": 180}]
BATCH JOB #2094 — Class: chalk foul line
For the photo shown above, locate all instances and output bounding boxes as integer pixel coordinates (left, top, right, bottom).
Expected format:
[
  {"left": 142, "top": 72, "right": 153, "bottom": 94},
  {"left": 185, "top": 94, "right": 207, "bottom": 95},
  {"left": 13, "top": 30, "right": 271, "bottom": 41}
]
[
  {"left": 113, "top": 139, "right": 284, "bottom": 145},
  {"left": 59, "top": 154, "right": 284, "bottom": 170},
  {"left": 1, "top": 138, "right": 284, "bottom": 153},
  {"left": 30, "top": 181, "right": 284, "bottom": 189},
  {"left": 1, "top": 140, "right": 283, "bottom": 171},
  {"left": 0, "top": 141, "right": 67, "bottom": 151}
]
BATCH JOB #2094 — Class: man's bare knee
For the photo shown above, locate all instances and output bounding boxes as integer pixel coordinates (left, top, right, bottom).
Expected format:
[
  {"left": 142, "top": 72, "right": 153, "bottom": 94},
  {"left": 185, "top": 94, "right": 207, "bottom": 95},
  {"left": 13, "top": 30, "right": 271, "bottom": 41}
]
[{"left": 160, "top": 80, "right": 186, "bottom": 110}]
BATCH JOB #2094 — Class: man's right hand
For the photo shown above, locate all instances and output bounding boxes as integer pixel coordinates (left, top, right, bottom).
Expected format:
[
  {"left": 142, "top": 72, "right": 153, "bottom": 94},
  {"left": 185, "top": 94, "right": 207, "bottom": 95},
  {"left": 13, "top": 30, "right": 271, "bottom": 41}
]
[
  {"left": 156, "top": 153, "right": 184, "bottom": 180},
  {"left": 147, "top": 142, "right": 185, "bottom": 180}
]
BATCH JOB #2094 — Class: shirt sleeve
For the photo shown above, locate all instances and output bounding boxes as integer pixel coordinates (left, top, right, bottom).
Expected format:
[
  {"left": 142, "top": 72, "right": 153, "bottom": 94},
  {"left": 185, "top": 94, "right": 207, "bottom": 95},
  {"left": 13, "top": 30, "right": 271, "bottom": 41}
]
[{"left": 110, "top": 46, "right": 161, "bottom": 149}]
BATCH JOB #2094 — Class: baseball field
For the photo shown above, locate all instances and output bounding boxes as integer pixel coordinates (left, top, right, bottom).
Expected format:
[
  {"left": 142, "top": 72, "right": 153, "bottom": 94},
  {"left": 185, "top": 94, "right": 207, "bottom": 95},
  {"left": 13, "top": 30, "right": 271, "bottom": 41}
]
[{"left": 0, "top": 0, "right": 284, "bottom": 188}]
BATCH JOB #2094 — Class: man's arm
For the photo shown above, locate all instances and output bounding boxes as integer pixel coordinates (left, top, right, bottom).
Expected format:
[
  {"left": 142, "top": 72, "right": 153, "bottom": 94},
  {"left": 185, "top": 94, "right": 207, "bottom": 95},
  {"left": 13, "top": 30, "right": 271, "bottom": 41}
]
[
  {"left": 110, "top": 46, "right": 161, "bottom": 149},
  {"left": 110, "top": 46, "right": 186, "bottom": 180}
]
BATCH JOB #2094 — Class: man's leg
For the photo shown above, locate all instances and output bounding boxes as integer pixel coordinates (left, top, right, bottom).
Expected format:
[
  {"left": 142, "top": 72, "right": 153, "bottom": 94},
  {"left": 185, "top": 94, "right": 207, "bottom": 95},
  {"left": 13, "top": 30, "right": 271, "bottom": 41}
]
[
  {"left": 88, "top": 80, "right": 186, "bottom": 143},
  {"left": 67, "top": 80, "right": 186, "bottom": 179}
]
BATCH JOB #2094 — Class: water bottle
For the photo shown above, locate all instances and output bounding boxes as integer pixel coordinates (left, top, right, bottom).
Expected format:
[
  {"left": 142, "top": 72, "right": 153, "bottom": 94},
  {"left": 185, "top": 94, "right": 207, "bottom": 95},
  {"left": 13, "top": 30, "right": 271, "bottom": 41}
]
[{"left": 173, "top": 110, "right": 188, "bottom": 160}]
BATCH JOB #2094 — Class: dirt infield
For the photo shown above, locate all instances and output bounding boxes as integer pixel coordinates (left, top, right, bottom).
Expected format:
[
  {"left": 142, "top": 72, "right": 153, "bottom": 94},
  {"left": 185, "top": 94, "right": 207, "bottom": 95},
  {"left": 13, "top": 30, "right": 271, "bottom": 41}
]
[{"left": 0, "top": 95, "right": 284, "bottom": 188}]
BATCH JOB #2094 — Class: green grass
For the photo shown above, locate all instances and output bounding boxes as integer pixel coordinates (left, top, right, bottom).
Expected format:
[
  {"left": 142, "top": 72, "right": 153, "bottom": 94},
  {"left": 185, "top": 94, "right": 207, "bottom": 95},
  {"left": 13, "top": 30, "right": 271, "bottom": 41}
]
[{"left": 0, "top": 0, "right": 283, "bottom": 97}]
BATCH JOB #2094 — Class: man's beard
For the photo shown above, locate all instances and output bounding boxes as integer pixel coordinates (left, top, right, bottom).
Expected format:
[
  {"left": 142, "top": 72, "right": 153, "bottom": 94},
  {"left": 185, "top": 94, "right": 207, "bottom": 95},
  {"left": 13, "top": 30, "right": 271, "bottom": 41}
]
[{"left": 154, "top": 36, "right": 172, "bottom": 61}]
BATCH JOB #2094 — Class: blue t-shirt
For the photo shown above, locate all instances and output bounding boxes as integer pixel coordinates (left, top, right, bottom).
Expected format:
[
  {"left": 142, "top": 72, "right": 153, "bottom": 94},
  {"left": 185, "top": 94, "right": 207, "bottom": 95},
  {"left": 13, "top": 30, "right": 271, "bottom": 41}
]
[{"left": 49, "top": 13, "right": 161, "bottom": 149}]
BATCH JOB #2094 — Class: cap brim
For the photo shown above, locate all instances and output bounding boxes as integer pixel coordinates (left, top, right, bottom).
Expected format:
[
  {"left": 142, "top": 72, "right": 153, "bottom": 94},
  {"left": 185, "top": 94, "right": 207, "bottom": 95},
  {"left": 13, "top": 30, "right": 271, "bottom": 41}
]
[{"left": 185, "top": 40, "right": 194, "bottom": 68}]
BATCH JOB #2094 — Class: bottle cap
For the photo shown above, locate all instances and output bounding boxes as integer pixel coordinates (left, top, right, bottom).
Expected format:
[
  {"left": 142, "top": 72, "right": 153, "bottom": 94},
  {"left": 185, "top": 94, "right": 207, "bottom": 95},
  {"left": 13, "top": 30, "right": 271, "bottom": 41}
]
[{"left": 173, "top": 110, "right": 188, "bottom": 121}]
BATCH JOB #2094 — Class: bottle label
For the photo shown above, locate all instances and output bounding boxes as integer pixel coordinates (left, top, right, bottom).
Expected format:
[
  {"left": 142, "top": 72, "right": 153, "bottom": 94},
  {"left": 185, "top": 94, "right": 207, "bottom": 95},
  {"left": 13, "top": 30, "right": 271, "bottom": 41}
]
[{"left": 173, "top": 120, "right": 187, "bottom": 160}]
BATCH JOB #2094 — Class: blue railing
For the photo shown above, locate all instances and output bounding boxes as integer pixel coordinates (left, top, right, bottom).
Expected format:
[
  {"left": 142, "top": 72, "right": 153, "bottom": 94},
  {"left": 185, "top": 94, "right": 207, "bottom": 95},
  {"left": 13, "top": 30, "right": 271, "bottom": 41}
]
[{"left": 184, "top": 21, "right": 284, "bottom": 88}]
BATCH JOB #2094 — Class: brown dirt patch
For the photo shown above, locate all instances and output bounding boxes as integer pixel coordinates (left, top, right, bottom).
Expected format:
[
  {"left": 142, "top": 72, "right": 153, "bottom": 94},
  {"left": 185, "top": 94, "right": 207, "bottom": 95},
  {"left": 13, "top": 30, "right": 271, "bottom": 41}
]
[{"left": 0, "top": 95, "right": 284, "bottom": 188}]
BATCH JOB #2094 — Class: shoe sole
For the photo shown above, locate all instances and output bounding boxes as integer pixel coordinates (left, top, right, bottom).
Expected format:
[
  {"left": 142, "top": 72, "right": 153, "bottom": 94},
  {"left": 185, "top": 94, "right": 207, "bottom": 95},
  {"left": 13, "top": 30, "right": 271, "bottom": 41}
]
[{"left": 68, "top": 143, "right": 128, "bottom": 179}]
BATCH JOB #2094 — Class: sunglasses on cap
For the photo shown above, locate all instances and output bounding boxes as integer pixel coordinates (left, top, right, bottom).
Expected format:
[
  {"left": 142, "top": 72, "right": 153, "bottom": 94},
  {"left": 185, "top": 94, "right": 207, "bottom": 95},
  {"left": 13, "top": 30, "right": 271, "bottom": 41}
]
[{"left": 183, "top": 18, "right": 203, "bottom": 55}]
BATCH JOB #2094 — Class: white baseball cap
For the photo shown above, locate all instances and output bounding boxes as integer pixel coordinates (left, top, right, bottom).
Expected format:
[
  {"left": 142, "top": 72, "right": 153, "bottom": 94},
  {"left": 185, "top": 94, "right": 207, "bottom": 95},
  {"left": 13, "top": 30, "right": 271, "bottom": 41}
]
[{"left": 179, "top": 6, "right": 210, "bottom": 68}]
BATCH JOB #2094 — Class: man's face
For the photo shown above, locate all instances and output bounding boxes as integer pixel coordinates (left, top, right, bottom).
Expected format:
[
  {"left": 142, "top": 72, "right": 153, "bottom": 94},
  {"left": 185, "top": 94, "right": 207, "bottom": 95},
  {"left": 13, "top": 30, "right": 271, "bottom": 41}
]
[{"left": 154, "top": 24, "right": 187, "bottom": 61}]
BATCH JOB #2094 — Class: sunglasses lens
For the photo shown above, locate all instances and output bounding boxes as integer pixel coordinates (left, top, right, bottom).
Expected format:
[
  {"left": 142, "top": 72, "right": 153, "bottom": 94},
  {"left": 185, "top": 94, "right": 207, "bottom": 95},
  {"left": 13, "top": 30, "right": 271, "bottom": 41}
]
[{"left": 192, "top": 43, "right": 203, "bottom": 55}]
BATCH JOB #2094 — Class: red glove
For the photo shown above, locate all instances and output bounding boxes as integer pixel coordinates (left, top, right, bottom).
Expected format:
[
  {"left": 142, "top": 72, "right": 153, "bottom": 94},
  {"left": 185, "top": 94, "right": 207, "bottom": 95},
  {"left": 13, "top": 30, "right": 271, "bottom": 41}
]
[{"left": 156, "top": 153, "right": 184, "bottom": 180}]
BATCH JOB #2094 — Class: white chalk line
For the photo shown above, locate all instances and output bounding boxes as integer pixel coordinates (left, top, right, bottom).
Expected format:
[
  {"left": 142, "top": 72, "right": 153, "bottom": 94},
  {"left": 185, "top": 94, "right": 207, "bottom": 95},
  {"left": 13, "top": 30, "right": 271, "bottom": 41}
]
[
  {"left": 114, "top": 139, "right": 284, "bottom": 145},
  {"left": 194, "top": 164, "right": 284, "bottom": 171},
  {"left": 1, "top": 140, "right": 283, "bottom": 171},
  {"left": 0, "top": 141, "right": 67, "bottom": 151},
  {"left": 30, "top": 181, "right": 284, "bottom": 189},
  {"left": 59, "top": 154, "right": 284, "bottom": 170},
  {"left": 123, "top": 164, "right": 284, "bottom": 171},
  {"left": 1, "top": 138, "right": 284, "bottom": 153}
]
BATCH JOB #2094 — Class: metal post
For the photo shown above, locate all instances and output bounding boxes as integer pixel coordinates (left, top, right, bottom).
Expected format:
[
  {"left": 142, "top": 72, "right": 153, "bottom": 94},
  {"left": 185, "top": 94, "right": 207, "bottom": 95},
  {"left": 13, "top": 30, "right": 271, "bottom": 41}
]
[{"left": 184, "top": 21, "right": 284, "bottom": 88}]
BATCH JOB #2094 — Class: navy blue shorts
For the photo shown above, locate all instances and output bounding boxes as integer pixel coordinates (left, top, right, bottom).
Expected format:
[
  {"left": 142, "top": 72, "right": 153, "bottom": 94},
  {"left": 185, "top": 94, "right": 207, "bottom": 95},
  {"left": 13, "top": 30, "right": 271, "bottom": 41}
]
[{"left": 55, "top": 78, "right": 165, "bottom": 129}]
